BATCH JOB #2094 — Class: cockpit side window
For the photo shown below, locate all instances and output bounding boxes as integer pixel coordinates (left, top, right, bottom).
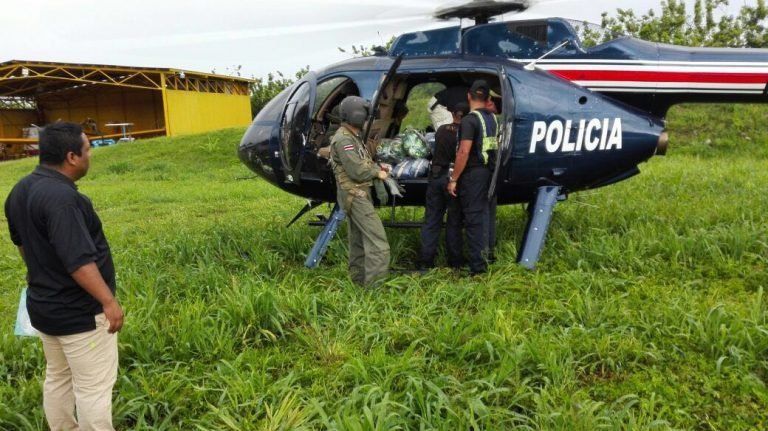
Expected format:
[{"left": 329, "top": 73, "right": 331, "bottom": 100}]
[
  {"left": 463, "top": 21, "right": 548, "bottom": 59},
  {"left": 513, "top": 23, "right": 548, "bottom": 45},
  {"left": 307, "top": 77, "right": 360, "bottom": 160},
  {"left": 314, "top": 77, "right": 355, "bottom": 116},
  {"left": 297, "top": 76, "right": 362, "bottom": 181}
]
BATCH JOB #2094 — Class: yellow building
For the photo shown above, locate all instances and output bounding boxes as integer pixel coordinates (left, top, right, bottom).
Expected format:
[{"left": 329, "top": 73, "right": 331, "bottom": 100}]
[{"left": 0, "top": 60, "right": 253, "bottom": 158}]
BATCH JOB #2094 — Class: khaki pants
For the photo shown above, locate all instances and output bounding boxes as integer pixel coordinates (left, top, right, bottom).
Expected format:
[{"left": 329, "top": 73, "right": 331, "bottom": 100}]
[
  {"left": 38, "top": 313, "right": 118, "bottom": 431},
  {"left": 346, "top": 193, "right": 390, "bottom": 286}
]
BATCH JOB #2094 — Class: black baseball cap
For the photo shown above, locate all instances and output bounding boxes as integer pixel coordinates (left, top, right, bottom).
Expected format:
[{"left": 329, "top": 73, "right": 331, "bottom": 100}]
[{"left": 469, "top": 79, "right": 490, "bottom": 100}]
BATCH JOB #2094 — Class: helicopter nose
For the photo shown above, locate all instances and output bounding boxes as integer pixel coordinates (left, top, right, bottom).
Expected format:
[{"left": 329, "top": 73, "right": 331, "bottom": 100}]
[{"left": 656, "top": 130, "right": 669, "bottom": 156}]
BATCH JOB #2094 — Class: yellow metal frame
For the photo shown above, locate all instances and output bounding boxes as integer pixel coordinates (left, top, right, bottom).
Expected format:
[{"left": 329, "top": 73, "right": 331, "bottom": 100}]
[
  {"left": 0, "top": 60, "right": 254, "bottom": 143},
  {"left": 164, "top": 75, "right": 249, "bottom": 95},
  {"left": 160, "top": 72, "right": 172, "bottom": 136},
  {"left": 0, "top": 61, "right": 253, "bottom": 98},
  {"left": 0, "top": 63, "right": 162, "bottom": 96}
]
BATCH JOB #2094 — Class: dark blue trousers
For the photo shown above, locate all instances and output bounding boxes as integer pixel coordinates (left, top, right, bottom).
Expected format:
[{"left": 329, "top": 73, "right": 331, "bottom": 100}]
[
  {"left": 420, "top": 173, "right": 464, "bottom": 268},
  {"left": 457, "top": 166, "right": 491, "bottom": 274}
]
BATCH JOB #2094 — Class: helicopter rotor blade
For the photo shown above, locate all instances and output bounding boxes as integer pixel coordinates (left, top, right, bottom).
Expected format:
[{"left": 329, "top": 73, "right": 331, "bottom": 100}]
[
  {"left": 84, "top": 1, "right": 568, "bottom": 52},
  {"left": 87, "top": 16, "right": 435, "bottom": 49}
]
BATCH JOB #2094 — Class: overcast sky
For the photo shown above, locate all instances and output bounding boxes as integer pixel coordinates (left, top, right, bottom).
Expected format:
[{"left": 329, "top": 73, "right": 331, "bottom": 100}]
[{"left": 0, "top": 0, "right": 751, "bottom": 79}]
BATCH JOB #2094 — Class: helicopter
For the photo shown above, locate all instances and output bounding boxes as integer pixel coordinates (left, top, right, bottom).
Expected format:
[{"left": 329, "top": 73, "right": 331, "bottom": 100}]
[{"left": 237, "top": 0, "right": 768, "bottom": 269}]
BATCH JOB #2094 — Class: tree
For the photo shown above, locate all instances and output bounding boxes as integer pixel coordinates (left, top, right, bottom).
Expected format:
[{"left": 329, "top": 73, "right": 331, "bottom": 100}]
[
  {"left": 595, "top": 0, "right": 767, "bottom": 48},
  {"left": 740, "top": 0, "right": 768, "bottom": 47},
  {"left": 249, "top": 67, "right": 309, "bottom": 117},
  {"left": 337, "top": 37, "right": 396, "bottom": 57}
]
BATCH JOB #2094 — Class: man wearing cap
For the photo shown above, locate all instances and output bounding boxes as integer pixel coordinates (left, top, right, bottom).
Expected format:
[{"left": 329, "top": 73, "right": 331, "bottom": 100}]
[
  {"left": 329, "top": 96, "right": 391, "bottom": 286},
  {"left": 419, "top": 102, "right": 467, "bottom": 270},
  {"left": 447, "top": 80, "right": 498, "bottom": 275}
]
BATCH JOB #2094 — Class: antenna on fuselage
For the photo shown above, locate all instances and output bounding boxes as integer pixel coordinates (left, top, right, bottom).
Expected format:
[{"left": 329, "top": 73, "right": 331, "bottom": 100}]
[
  {"left": 434, "top": 0, "right": 529, "bottom": 26},
  {"left": 524, "top": 39, "right": 570, "bottom": 70}
]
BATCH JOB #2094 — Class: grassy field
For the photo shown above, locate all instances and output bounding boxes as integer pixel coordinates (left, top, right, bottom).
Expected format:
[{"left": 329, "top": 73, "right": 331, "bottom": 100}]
[{"left": 1, "top": 104, "right": 767, "bottom": 430}]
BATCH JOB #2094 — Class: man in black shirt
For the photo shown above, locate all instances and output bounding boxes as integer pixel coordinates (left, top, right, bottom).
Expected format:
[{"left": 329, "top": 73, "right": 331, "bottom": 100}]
[
  {"left": 419, "top": 102, "right": 467, "bottom": 269},
  {"left": 447, "top": 80, "right": 498, "bottom": 275},
  {"left": 5, "top": 122, "right": 123, "bottom": 430}
]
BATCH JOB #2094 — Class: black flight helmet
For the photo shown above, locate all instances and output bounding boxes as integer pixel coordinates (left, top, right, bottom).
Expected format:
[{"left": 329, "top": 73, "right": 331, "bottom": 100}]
[{"left": 339, "top": 96, "right": 370, "bottom": 129}]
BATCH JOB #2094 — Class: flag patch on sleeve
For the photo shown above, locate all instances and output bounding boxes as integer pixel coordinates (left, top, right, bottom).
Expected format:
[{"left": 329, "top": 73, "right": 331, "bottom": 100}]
[{"left": 343, "top": 144, "right": 355, "bottom": 151}]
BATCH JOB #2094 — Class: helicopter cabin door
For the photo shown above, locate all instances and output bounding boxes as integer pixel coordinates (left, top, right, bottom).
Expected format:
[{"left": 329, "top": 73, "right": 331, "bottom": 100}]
[
  {"left": 279, "top": 71, "right": 317, "bottom": 185},
  {"left": 490, "top": 66, "right": 516, "bottom": 198},
  {"left": 362, "top": 55, "right": 403, "bottom": 146}
]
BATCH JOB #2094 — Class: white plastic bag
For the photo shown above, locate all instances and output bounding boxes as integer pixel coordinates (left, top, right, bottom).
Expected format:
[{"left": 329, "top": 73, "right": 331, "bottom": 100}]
[{"left": 14, "top": 288, "right": 38, "bottom": 337}]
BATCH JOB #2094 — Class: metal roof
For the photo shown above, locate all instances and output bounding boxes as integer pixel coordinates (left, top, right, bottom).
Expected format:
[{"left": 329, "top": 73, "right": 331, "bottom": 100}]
[{"left": 0, "top": 60, "right": 253, "bottom": 98}]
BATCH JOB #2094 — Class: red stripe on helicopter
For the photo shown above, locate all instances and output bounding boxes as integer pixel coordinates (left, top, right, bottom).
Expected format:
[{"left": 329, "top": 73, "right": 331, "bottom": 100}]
[{"left": 548, "top": 70, "right": 768, "bottom": 84}]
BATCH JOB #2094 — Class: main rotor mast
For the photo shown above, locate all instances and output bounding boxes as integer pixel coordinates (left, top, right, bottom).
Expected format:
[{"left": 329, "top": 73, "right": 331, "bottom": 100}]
[{"left": 434, "top": 0, "right": 529, "bottom": 25}]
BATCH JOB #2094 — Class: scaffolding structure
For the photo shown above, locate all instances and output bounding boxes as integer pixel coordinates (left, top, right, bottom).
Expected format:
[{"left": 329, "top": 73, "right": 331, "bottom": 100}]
[{"left": 0, "top": 60, "right": 253, "bottom": 159}]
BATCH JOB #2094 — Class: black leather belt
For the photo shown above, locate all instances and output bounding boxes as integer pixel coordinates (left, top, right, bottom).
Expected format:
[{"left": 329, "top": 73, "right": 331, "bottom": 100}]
[{"left": 431, "top": 165, "right": 448, "bottom": 174}]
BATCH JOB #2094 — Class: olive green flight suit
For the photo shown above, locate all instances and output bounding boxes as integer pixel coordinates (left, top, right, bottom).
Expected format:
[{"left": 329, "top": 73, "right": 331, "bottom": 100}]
[{"left": 330, "top": 125, "right": 390, "bottom": 286}]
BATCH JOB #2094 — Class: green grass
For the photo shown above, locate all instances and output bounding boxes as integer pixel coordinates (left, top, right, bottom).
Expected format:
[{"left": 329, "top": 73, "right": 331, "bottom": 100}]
[{"left": 0, "top": 104, "right": 767, "bottom": 430}]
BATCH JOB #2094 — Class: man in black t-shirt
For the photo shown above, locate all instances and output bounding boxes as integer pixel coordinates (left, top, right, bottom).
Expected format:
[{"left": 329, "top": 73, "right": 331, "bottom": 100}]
[
  {"left": 5, "top": 122, "right": 123, "bottom": 430},
  {"left": 419, "top": 102, "right": 467, "bottom": 269},
  {"left": 447, "top": 80, "right": 498, "bottom": 275}
]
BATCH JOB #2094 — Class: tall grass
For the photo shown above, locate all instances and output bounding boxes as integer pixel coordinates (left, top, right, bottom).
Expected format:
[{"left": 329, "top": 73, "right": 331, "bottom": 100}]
[{"left": 0, "top": 104, "right": 767, "bottom": 429}]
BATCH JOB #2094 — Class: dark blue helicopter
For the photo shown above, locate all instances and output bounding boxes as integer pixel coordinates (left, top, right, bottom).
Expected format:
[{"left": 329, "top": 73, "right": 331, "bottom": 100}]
[{"left": 238, "top": 0, "right": 768, "bottom": 269}]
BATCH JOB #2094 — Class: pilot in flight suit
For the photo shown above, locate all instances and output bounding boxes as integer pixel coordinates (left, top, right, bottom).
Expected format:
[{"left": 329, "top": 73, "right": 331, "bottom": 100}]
[{"left": 330, "top": 96, "right": 391, "bottom": 286}]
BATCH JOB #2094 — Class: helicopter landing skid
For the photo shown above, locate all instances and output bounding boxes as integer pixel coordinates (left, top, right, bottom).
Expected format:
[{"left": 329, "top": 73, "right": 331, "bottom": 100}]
[
  {"left": 517, "top": 185, "right": 562, "bottom": 270},
  {"left": 304, "top": 204, "right": 346, "bottom": 269}
]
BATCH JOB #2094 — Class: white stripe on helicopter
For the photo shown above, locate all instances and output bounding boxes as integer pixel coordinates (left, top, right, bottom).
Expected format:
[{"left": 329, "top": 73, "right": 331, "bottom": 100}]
[
  {"left": 575, "top": 81, "right": 764, "bottom": 88},
  {"left": 517, "top": 60, "right": 768, "bottom": 94},
  {"left": 571, "top": 82, "right": 765, "bottom": 94},
  {"left": 529, "top": 59, "right": 768, "bottom": 68},
  {"left": 574, "top": 87, "right": 764, "bottom": 94},
  {"left": 537, "top": 66, "right": 768, "bottom": 75}
]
